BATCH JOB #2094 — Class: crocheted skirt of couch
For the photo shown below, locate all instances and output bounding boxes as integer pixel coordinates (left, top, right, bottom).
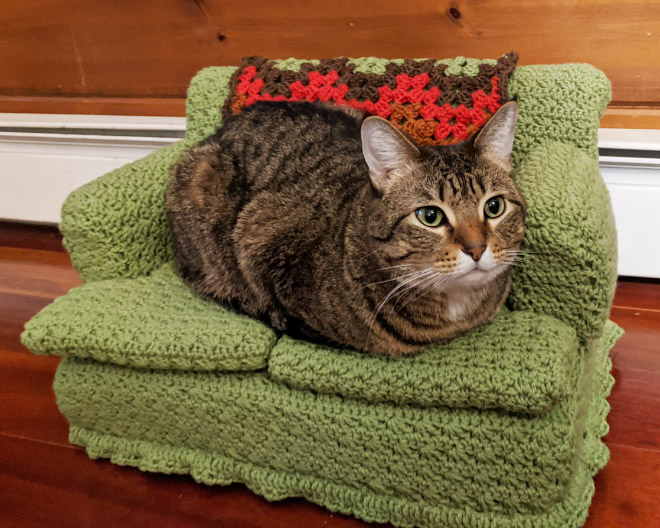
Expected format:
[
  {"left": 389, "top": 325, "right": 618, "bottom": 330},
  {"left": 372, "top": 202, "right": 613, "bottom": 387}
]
[{"left": 22, "top": 59, "right": 621, "bottom": 528}]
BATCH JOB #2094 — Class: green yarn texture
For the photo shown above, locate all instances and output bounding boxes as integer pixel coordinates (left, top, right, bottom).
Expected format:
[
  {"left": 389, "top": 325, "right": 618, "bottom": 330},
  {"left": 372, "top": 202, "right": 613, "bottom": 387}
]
[
  {"left": 348, "top": 56, "right": 498, "bottom": 75},
  {"left": 22, "top": 263, "right": 276, "bottom": 371},
  {"left": 508, "top": 141, "right": 618, "bottom": 339},
  {"left": 269, "top": 56, "right": 498, "bottom": 76},
  {"left": 53, "top": 322, "right": 620, "bottom": 528},
  {"left": 269, "top": 309, "right": 577, "bottom": 414},
  {"left": 22, "top": 57, "right": 621, "bottom": 528}
]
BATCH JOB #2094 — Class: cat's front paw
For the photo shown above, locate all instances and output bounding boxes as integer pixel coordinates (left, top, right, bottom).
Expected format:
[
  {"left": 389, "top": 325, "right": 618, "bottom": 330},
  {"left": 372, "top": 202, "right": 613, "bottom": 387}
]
[{"left": 269, "top": 312, "right": 289, "bottom": 332}]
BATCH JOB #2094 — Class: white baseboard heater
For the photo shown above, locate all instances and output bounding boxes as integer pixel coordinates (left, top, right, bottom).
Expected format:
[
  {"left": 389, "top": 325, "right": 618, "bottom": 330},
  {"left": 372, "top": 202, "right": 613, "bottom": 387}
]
[{"left": 1, "top": 114, "right": 658, "bottom": 279}]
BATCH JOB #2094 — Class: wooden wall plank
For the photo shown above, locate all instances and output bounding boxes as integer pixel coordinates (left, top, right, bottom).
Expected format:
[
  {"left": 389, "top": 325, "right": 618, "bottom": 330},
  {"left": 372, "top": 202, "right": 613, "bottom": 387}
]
[
  {"left": 1, "top": 0, "right": 659, "bottom": 122},
  {"left": 0, "top": 96, "right": 186, "bottom": 116},
  {"left": 1, "top": 98, "right": 659, "bottom": 130},
  {"left": 218, "top": 0, "right": 660, "bottom": 106},
  {"left": 601, "top": 106, "right": 660, "bottom": 129}
]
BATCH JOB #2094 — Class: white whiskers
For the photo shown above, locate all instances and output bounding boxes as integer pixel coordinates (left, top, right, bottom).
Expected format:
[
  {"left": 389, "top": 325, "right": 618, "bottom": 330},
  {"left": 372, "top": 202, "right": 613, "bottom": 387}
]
[
  {"left": 499, "top": 247, "right": 566, "bottom": 268},
  {"left": 373, "top": 268, "right": 436, "bottom": 316},
  {"left": 395, "top": 272, "right": 450, "bottom": 314},
  {"left": 362, "top": 267, "right": 446, "bottom": 351},
  {"left": 363, "top": 267, "right": 429, "bottom": 289}
]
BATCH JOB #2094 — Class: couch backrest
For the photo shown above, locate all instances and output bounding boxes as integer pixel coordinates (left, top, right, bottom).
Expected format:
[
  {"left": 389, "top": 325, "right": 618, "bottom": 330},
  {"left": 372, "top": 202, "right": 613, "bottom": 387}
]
[
  {"left": 60, "top": 59, "right": 615, "bottom": 341},
  {"left": 184, "top": 61, "right": 611, "bottom": 165}
]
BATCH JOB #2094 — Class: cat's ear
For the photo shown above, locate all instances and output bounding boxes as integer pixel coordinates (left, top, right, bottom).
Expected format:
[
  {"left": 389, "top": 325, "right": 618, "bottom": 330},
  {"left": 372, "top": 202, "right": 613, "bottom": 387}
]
[
  {"left": 473, "top": 101, "right": 518, "bottom": 172},
  {"left": 361, "top": 117, "right": 420, "bottom": 193}
]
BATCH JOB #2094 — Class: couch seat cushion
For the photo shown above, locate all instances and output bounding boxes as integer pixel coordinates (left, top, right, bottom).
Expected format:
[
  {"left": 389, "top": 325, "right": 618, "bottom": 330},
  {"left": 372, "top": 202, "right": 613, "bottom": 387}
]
[
  {"left": 22, "top": 263, "right": 277, "bottom": 371},
  {"left": 24, "top": 261, "right": 581, "bottom": 413},
  {"left": 269, "top": 310, "right": 578, "bottom": 414}
]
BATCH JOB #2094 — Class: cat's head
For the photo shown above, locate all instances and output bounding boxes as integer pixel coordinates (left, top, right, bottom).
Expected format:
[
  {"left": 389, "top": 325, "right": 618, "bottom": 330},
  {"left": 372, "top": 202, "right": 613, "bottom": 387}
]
[{"left": 360, "top": 102, "right": 526, "bottom": 289}]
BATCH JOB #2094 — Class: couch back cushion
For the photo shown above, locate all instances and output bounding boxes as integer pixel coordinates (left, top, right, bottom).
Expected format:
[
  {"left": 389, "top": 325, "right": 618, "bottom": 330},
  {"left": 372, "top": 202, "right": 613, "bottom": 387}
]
[
  {"left": 221, "top": 54, "right": 518, "bottom": 146},
  {"left": 185, "top": 58, "right": 611, "bottom": 163}
]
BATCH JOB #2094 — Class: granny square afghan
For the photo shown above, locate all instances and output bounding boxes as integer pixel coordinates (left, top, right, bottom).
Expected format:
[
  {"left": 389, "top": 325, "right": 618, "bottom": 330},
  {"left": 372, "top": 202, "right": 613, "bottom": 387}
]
[
  {"left": 223, "top": 53, "right": 518, "bottom": 145},
  {"left": 23, "top": 56, "right": 619, "bottom": 528}
]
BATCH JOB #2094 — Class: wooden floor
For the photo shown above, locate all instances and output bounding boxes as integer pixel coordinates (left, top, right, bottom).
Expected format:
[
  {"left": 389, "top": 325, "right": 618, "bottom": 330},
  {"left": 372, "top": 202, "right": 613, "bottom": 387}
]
[{"left": 1, "top": 221, "right": 659, "bottom": 528}]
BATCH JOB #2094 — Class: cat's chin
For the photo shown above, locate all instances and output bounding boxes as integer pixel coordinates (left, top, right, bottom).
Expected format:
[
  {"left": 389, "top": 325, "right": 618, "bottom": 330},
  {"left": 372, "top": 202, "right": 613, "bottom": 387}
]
[
  {"left": 442, "top": 249, "right": 509, "bottom": 288},
  {"left": 450, "top": 265, "right": 505, "bottom": 288}
]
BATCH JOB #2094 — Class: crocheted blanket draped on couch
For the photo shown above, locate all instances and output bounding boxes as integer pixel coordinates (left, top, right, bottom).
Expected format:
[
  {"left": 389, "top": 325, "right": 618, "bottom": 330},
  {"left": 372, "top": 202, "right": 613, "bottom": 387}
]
[{"left": 22, "top": 56, "right": 620, "bottom": 528}]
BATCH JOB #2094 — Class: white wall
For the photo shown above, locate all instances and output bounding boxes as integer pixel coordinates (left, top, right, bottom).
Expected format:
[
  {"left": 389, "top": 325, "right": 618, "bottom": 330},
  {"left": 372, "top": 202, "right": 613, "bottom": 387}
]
[{"left": 0, "top": 114, "right": 184, "bottom": 223}]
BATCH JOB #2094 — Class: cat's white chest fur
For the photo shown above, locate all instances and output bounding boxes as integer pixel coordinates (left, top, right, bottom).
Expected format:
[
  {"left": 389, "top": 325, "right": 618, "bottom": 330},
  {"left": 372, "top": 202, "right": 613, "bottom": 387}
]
[{"left": 443, "top": 288, "right": 487, "bottom": 322}]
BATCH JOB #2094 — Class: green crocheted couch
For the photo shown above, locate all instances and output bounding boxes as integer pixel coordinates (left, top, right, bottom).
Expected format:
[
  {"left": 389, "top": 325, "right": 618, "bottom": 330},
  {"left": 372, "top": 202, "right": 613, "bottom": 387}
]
[{"left": 23, "top": 58, "right": 622, "bottom": 528}]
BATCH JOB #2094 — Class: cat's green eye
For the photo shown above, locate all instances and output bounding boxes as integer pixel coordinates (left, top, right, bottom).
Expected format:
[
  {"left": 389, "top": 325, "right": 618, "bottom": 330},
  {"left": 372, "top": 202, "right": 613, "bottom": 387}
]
[
  {"left": 416, "top": 206, "right": 445, "bottom": 227},
  {"left": 484, "top": 196, "right": 505, "bottom": 218}
]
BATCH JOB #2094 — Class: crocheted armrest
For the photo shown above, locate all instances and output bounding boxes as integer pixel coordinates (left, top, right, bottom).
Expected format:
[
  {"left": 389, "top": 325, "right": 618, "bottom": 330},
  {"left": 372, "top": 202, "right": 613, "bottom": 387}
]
[
  {"left": 508, "top": 141, "right": 617, "bottom": 340},
  {"left": 59, "top": 67, "right": 238, "bottom": 283},
  {"left": 509, "top": 63, "right": 611, "bottom": 165},
  {"left": 185, "top": 66, "right": 238, "bottom": 145},
  {"left": 60, "top": 141, "right": 188, "bottom": 282}
]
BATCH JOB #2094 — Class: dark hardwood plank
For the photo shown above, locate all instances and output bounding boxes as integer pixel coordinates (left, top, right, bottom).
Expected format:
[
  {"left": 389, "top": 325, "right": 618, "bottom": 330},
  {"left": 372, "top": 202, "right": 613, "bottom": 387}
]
[
  {"left": 0, "top": 434, "right": 380, "bottom": 528},
  {"left": 603, "top": 306, "right": 660, "bottom": 452},
  {"left": 586, "top": 444, "right": 660, "bottom": 528},
  {"left": 3, "top": 426, "right": 660, "bottom": 528},
  {"left": 0, "top": 350, "right": 69, "bottom": 446},
  {"left": 606, "top": 365, "right": 660, "bottom": 450},
  {"left": 0, "top": 292, "right": 56, "bottom": 354},
  {"left": 0, "top": 242, "right": 81, "bottom": 356},
  {"left": 0, "top": 221, "right": 66, "bottom": 253},
  {"left": 609, "top": 307, "right": 660, "bottom": 372},
  {"left": 613, "top": 279, "right": 660, "bottom": 312},
  {"left": 2, "top": 222, "right": 660, "bottom": 527},
  {"left": 0, "top": 246, "right": 82, "bottom": 299},
  {"left": 0, "top": 246, "right": 81, "bottom": 354}
]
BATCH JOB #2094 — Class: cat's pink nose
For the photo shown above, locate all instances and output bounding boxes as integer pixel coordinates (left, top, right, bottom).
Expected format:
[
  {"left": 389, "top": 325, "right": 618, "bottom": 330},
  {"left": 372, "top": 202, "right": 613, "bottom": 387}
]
[{"left": 463, "top": 244, "right": 486, "bottom": 261}]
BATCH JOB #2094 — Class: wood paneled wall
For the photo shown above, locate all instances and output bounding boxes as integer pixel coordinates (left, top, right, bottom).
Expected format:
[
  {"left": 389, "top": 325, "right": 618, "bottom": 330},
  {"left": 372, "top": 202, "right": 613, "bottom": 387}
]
[{"left": 2, "top": 1, "right": 659, "bottom": 127}]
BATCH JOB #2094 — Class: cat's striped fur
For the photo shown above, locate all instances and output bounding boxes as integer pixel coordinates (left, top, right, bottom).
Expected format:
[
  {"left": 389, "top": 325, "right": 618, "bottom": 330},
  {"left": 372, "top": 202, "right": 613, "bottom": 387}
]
[{"left": 165, "top": 101, "right": 525, "bottom": 355}]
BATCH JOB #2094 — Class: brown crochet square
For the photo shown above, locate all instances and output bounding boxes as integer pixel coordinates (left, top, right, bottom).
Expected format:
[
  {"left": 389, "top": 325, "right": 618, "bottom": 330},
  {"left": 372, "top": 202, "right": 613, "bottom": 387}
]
[{"left": 222, "top": 53, "right": 518, "bottom": 146}]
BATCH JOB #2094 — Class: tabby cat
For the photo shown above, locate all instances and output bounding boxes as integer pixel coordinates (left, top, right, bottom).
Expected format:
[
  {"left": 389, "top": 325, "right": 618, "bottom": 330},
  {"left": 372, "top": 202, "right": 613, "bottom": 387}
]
[{"left": 165, "top": 101, "right": 526, "bottom": 355}]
